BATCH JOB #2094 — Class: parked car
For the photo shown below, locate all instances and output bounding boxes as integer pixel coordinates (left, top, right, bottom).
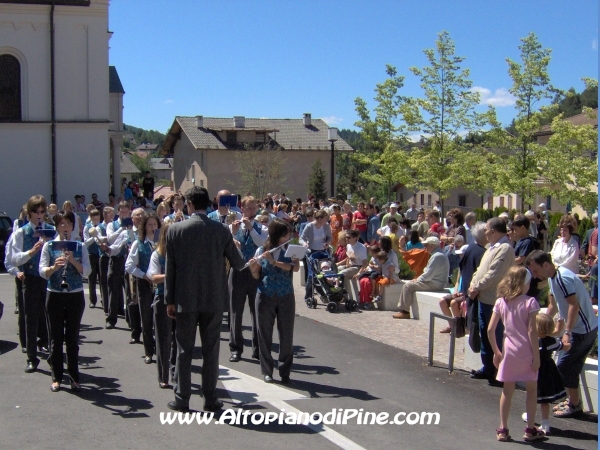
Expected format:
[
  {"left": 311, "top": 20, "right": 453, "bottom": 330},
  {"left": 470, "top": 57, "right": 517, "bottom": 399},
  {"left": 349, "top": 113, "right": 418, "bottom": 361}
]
[{"left": 0, "top": 211, "right": 13, "bottom": 271}]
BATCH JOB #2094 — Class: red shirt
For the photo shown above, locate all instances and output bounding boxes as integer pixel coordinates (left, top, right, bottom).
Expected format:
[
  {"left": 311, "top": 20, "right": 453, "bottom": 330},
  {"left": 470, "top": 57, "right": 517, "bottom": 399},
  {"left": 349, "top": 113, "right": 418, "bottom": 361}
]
[
  {"left": 341, "top": 212, "right": 353, "bottom": 231},
  {"left": 353, "top": 211, "right": 367, "bottom": 232},
  {"left": 335, "top": 245, "right": 347, "bottom": 264}
]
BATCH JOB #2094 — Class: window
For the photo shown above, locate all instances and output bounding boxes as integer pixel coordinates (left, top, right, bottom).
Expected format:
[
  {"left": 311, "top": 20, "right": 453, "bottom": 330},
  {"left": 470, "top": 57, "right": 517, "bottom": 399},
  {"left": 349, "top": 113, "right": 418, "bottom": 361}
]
[
  {"left": 487, "top": 196, "right": 493, "bottom": 209},
  {"left": 427, "top": 194, "right": 432, "bottom": 207},
  {"left": 499, "top": 196, "right": 505, "bottom": 208},
  {"left": 226, "top": 131, "right": 237, "bottom": 144},
  {"left": 420, "top": 194, "right": 424, "bottom": 206},
  {"left": 200, "top": 179, "right": 204, "bottom": 187},
  {"left": 458, "top": 195, "right": 466, "bottom": 207},
  {"left": 0, "top": 54, "right": 21, "bottom": 121},
  {"left": 546, "top": 196, "right": 552, "bottom": 210},
  {"left": 191, "top": 165, "right": 195, "bottom": 185},
  {"left": 507, "top": 196, "right": 512, "bottom": 210},
  {"left": 255, "top": 132, "right": 265, "bottom": 143}
]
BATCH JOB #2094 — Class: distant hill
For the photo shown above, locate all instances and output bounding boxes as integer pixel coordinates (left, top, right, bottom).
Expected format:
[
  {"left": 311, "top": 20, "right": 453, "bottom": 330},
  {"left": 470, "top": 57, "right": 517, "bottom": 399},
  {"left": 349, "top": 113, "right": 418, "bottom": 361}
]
[{"left": 123, "top": 124, "right": 166, "bottom": 150}]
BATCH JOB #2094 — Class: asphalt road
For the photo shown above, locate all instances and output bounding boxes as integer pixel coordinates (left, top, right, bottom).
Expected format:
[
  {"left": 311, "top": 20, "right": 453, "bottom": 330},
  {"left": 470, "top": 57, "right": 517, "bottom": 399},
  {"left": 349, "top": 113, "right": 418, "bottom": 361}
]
[{"left": 0, "top": 273, "right": 596, "bottom": 449}]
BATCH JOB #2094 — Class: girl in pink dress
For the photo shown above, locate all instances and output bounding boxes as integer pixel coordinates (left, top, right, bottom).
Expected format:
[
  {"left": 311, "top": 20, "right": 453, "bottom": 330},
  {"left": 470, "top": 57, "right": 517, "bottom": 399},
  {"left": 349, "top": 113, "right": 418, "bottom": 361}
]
[{"left": 488, "top": 266, "right": 544, "bottom": 442}]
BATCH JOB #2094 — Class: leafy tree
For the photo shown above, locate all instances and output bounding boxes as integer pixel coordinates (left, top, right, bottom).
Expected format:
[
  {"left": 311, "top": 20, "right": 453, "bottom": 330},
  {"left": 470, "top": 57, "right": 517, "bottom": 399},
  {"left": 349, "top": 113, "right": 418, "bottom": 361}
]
[
  {"left": 401, "top": 31, "right": 495, "bottom": 202},
  {"left": 306, "top": 159, "right": 328, "bottom": 201},
  {"left": 230, "top": 143, "right": 287, "bottom": 200},
  {"left": 352, "top": 65, "right": 413, "bottom": 203},
  {"left": 485, "top": 32, "right": 557, "bottom": 211},
  {"left": 538, "top": 105, "right": 598, "bottom": 212},
  {"left": 128, "top": 153, "right": 152, "bottom": 183}
]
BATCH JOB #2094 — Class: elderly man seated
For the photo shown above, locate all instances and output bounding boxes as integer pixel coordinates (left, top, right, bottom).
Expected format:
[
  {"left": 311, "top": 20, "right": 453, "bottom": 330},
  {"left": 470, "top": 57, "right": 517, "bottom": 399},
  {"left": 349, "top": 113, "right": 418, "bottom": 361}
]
[{"left": 393, "top": 236, "right": 449, "bottom": 319}]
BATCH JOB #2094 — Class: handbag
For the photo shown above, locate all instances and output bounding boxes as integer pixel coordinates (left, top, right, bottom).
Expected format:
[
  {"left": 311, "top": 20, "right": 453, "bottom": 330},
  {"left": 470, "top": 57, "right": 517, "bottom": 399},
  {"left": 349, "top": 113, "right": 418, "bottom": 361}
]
[{"left": 455, "top": 316, "right": 466, "bottom": 338}]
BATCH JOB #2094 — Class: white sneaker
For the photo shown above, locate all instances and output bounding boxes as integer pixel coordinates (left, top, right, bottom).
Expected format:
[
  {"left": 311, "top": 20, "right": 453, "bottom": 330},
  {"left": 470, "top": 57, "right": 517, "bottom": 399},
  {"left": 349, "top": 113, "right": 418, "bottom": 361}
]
[
  {"left": 521, "top": 412, "right": 528, "bottom": 422},
  {"left": 539, "top": 423, "right": 550, "bottom": 435}
]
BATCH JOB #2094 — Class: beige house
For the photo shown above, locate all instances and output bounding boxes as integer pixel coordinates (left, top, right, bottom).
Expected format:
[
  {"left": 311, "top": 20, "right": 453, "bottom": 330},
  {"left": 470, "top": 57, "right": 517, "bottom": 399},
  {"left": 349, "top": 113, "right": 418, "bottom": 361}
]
[
  {"left": 393, "top": 186, "right": 483, "bottom": 213},
  {"left": 149, "top": 157, "right": 173, "bottom": 181},
  {"left": 162, "top": 114, "right": 354, "bottom": 199}
]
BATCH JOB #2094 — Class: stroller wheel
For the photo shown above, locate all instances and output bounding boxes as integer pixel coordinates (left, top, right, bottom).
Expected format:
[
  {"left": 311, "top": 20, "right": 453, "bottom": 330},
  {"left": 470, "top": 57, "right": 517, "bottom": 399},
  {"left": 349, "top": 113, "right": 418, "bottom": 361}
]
[
  {"left": 344, "top": 301, "right": 352, "bottom": 311},
  {"left": 312, "top": 299, "right": 318, "bottom": 308},
  {"left": 305, "top": 298, "right": 313, "bottom": 309},
  {"left": 326, "top": 302, "right": 338, "bottom": 313},
  {"left": 348, "top": 300, "right": 358, "bottom": 311}
]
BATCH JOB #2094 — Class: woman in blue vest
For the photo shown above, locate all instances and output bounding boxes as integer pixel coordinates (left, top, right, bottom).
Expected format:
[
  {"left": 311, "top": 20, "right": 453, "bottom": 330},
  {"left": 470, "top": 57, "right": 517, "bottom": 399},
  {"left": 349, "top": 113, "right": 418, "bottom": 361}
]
[
  {"left": 147, "top": 222, "right": 173, "bottom": 388},
  {"left": 39, "top": 210, "right": 90, "bottom": 392},
  {"left": 249, "top": 219, "right": 299, "bottom": 384},
  {"left": 126, "top": 212, "right": 160, "bottom": 364}
]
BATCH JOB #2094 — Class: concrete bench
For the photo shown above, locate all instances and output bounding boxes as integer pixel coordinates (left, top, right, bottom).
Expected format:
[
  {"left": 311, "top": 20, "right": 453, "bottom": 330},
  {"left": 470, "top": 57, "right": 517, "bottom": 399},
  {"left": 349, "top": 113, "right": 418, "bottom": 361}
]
[{"left": 292, "top": 261, "right": 307, "bottom": 287}]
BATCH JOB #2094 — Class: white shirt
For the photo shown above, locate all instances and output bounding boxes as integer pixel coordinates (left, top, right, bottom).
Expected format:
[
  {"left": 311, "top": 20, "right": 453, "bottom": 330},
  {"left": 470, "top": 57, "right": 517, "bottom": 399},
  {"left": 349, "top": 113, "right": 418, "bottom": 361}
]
[
  {"left": 551, "top": 236, "right": 579, "bottom": 274},
  {"left": 39, "top": 238, "right": 91, "bottom": 292},
  {"left": 276, "top": 210, "right": 290, "bottom": 220},
  {"left": 126, "top": 238, "right": 153, "bottom": 279},
  {"left": 107, "top": 219, "right": 123, "bottom": 243},
  {"left": 108, "top": 228, "right": 132, "bottom": 256},
  {"left": 378, "top": 225, "right": 406, "bottom": 238},
  {"left": 146, "top": 250, "right": 163, "bottom": 279},
  {"left": 311, "top": 225, "right": 326, "bottom": 250},
  {"left": 83, "top": 223, "right": 101, "bottom": 249},
  {"left": 4, "top": 233, "right": 19, "bottom": 276},
  {"left": 346, "top": 241, "right": 368, "bottom": 267},
  {"left": 229, "top": 220, "right": 268, "bottom": 247}
]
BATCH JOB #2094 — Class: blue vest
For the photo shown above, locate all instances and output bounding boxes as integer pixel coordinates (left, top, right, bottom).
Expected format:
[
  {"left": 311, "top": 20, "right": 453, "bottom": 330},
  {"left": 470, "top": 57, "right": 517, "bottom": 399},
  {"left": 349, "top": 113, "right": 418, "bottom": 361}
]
[
  {"left": 155, "top": 252, "right": 165, "bottom": 296},
  {"left": 136, "top": 238, "right": 153, "bottom": 273},
  {"left": 98, "top": 222, "right": 109, "bottom": 256},
  {"left": 47, "top": 241, "right": 84, "bottom": 292},
  {"left": 111, "top": 219, "right": 130, "bottom": 258},
  {"left": 22, "top": 222, "right": 56, "bottom": 277},
  {"left": 235, "top": 221, "right": 262, "bottom": 262},
  {"left": 257, "top": 246, "right": 294, "bottom": 297},
  {"left": 84, "top": 223, "right": 100, "bottom": 256}
]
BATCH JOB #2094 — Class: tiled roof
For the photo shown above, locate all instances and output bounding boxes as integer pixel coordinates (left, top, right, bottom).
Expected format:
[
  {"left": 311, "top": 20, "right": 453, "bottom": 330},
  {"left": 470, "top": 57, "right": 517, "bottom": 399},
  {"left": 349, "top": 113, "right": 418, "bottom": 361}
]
[
  {"left": 120, "top": 154, "right": 140, "bottom": 174},
  {"left": 109, "top": 66, "right": 125, "bottom": 94},
  {"left": 137, "top": 144, "right": 159, "bottom": 151},
  {"left": 163, "top": 116, "right": 354, "bottom": 153},
  {"left": 149, "top": 158, "right": 173, "bottom": 170},
  {"left": 538, "top": 109, "right": 598, "bottom": 134},
  {"left": 153, "top": 185, "right": 176, "bottom": 199}
]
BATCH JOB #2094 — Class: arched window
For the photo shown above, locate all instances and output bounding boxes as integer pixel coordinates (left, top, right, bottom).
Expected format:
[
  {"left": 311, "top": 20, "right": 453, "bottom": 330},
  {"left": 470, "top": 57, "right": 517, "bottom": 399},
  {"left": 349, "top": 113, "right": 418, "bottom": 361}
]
[{"left": 0, "top": 54, "right": 21, "bottom": 121}]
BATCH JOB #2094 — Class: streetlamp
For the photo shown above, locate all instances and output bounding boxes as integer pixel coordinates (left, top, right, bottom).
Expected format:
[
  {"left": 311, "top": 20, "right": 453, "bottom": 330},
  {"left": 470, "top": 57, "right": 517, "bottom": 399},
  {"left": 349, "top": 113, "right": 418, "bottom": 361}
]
[{"left": 328, "top": 127, "right": 338, "bottom": 198}]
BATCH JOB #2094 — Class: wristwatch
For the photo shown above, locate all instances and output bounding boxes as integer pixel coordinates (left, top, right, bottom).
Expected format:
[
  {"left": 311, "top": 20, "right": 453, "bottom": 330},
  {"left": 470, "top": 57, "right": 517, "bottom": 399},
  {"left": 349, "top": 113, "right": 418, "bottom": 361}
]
[{"left": 564, "top": 330, "right": 572, "bottom": 336}]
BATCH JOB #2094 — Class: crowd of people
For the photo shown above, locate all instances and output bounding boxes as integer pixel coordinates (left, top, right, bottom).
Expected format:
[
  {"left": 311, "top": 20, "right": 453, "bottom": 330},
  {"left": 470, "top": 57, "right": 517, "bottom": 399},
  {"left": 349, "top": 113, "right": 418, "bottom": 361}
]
[{"left": 2, "top": 188, "right": 598, "bottom": 440}]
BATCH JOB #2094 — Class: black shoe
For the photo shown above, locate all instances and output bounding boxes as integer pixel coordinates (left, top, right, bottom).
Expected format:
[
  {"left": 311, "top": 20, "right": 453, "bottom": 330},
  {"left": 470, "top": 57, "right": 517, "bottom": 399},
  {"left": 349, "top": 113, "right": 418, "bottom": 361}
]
[
  {"left": 229, "top": 352, "right": 241, "bottom": 362},
  {"left": 264, "top": 375, "right": 273, "bottom": 383},
  {"left": 25, "top": 361, "right": 38, "bottom": 373},
  {"left": 280, "top": 375, "right": 291, "bottom": 385},
  {"left": 129, "top": 338, "right": 140, "bottom": 344},
  {"left": 38, "top": 345, "right": 48, "bottom": 353},
  {"left": 105, "top": 322, "right": 114, "bottom": 329},
  {"left": 488, "top": 379, "right": 504, "bottom": 388},
  {"left": 203, "top": 399, "right": 224, "bottom": 411},
  {"left": 144, "top": 356, "right": 152, "bottom": 364},
  {"left": 89, "top": 303, "right": 95, "bottom": 309},
  {"left": 471, "top": 369, "right": 490, "bottom": 380},
  {"left": 21, "top": 347, "right": 26, "bottom": 354},
  {"left": 252, "top": 352, "right": 259, "bottom": 360},
  {"left": 50, "top": 383, "right": 61, "bottom": 392},
  {"left": 14, "top": 307, "right": 19, "bottom": 315},
  {"left": 167, "top": 401, "right": 189, "bottom": 413}
]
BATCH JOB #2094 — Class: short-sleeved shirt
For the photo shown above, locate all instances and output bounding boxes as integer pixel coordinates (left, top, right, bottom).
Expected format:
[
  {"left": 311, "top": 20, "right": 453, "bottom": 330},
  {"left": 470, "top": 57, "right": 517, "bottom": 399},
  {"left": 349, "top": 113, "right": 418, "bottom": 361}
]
[
  {"left": 352, "top": 211, "right": 367, "bottom": 232},
  {"left": 346, "top": 241, "right": 367, "bottom": 267},
  {"left": 515, "top": 236, "right": 538, "bottom": 258},
  {"left": 549, "top": 266, "right": 598, "bottom": 335}
]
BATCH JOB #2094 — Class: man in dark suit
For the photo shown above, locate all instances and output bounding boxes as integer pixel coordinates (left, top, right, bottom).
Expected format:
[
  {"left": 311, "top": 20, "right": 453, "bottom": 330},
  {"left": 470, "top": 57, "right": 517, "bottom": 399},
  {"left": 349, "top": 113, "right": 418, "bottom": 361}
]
[{"left": 165, "top": 187, "right": 244, "bottom": 412}]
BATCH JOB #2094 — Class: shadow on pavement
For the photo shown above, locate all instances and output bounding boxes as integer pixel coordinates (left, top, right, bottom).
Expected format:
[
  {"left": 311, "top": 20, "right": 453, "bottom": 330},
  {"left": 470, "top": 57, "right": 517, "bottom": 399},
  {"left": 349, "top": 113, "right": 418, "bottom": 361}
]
[{"left": 0, "top": 340, "right": 19, "bottom": 354}]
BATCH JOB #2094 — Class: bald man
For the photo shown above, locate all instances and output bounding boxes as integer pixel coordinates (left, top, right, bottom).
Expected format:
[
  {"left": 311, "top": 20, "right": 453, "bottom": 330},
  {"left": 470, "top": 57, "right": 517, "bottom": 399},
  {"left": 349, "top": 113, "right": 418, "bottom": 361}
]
[{"left": 208, "top": 190, "right": 241, "bottom": 224}]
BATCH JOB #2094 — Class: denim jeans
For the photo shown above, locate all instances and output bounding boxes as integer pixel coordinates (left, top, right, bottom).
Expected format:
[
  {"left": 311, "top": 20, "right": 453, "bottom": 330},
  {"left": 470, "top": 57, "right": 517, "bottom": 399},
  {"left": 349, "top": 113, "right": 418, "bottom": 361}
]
[{"left": 478, "top": 302, "right": 504, "bottom": 376}]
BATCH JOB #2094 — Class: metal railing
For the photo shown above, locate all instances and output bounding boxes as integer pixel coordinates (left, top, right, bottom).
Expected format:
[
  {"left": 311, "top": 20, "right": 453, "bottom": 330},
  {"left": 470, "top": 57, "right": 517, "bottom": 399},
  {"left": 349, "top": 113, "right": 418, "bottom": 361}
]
[{"left": 427, "top": 312, "right": 458, "bottom": 373}]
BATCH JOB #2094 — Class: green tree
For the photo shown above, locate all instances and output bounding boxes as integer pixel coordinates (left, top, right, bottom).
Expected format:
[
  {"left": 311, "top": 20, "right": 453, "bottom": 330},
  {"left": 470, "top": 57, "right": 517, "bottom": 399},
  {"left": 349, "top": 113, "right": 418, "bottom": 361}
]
[
  {"left": 486, "top": 32, "right": 557, "bottom": 211},
  {"left": 538, "top": 105, "right": 598, "bottom": 212},
  {"left": 401, "top": 31, "right": 495, "bottom": 202},
  {"left": 352, "top": 65, "right": 412, "bottom": 202},
  {"left": 307, "top": 159, "right": 328, "bottom": 201}
]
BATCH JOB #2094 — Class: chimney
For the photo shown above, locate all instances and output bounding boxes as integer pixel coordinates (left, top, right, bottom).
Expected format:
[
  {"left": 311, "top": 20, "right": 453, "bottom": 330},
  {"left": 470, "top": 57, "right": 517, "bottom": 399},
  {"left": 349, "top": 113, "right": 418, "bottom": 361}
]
[
  {"left": 303, "top": 113, "right": 311, "bottom": 126},
  {"left": 195, "top": 115, "right": 203, "bottom": 128},
  {"left": 234, "top": 116, "right": 245, "bottom": 128}
]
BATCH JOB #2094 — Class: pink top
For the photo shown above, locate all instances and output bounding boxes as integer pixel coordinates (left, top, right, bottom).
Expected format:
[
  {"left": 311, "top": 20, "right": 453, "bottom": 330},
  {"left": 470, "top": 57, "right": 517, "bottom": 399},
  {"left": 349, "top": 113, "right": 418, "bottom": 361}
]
[{"left": 493, "top": 294, "right": 540, "bottom": 382}]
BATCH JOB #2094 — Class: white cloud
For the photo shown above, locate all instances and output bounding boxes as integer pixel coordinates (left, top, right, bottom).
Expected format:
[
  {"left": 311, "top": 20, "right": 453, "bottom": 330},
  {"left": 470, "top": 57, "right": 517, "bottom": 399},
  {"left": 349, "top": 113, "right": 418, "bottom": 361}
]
[
  {"left": 164, "top": 99, "right": 173, "bottom": 104},
  {"left": 320, "top": 115, "right": 343, "bottom": 126},
  {"left": 471, "top": 86, "right": 516, "bottom": 107},
  {"left": 593, "top": 39, "right": 598, "bottom": 50}
]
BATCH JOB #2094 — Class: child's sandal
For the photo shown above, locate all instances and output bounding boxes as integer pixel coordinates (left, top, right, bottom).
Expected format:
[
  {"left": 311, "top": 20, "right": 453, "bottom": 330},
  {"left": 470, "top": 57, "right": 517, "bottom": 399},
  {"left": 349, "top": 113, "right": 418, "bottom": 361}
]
[
  {"left": 523, "top": 427, "right": 545, "bottom": 441},
  {"left": 496, "top": 428, "right": 510, "bottom": 442},
  {"left": 552, "top": 399, "right": 569, "bottom": 412}
]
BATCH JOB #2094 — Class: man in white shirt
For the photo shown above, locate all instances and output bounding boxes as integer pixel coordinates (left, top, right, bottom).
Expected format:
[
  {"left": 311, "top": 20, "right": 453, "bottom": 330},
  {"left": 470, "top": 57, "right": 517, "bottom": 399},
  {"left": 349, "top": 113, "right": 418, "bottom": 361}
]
[
  {"left": 393, "top": 236, "right": 449, "bottom": 319},
  {"left": 336, "top": 230, "right": 368, "bottom": 293},
  {"left": 228, "top": 196, "right": 268, "bottom": 362}
]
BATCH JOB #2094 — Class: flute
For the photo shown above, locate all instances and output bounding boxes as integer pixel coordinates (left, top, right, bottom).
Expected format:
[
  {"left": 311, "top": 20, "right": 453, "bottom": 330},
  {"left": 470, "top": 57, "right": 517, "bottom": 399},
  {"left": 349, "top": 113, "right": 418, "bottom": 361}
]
[{"left": 241, "top": 238, "right": 292, "bottom": 270}]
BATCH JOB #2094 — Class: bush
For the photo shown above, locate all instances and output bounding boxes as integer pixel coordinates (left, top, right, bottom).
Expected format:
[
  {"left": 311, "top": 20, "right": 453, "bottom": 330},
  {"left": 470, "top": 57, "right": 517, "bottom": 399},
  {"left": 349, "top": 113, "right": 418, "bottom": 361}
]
[
  {"left": 548, "top": 212, "right": 564, "bottom": 241},
  {"left": 578, "top": 217, "right": 594, "bottom": 237},
  {"left": 398, "top": 253, "right": 415, "bottom": 280}
]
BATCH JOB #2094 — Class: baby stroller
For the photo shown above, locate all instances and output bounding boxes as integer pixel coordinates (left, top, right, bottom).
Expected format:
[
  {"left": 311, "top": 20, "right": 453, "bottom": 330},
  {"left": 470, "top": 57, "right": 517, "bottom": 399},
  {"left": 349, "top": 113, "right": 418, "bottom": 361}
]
[{"left": 305, "top": 251, "right": 357, "bottom": 313}]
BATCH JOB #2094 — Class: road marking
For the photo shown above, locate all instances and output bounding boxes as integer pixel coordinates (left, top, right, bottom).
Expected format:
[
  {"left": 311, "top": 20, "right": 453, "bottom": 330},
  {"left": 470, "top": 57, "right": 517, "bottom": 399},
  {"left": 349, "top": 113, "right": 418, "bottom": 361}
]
[{"left": 220, "top": 365, "right": 366, "bottom": 450}]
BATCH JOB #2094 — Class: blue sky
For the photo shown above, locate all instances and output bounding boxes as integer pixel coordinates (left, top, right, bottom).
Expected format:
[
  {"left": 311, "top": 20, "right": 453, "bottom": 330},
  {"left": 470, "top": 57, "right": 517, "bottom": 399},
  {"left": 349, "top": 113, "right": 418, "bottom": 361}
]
[{"left": 108, "top": 0, "right": 598, "bottom": 134}]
